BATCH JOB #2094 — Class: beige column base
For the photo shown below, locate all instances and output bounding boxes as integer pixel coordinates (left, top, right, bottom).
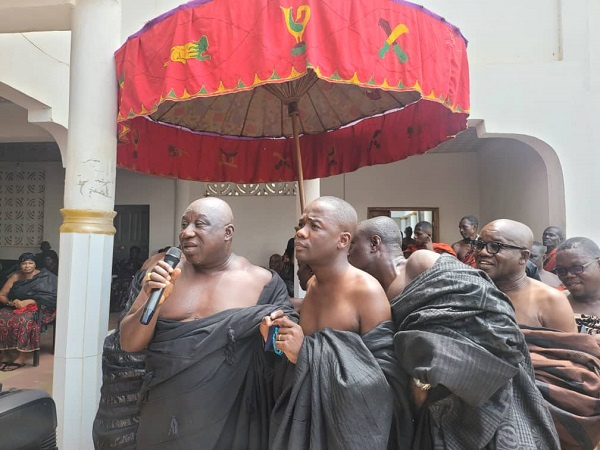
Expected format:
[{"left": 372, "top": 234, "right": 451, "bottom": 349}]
[{"left": 60, "top": 209, "right": 117, "bottom": 235}]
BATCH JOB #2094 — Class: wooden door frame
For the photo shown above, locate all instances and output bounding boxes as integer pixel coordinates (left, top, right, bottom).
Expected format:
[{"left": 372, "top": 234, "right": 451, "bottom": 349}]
[{"left": 367, "top": 207, "right": 440, "bottom": 242}]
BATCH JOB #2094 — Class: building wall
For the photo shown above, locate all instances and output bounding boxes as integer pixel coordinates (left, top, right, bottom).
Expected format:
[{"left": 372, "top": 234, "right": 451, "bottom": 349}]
[
  {"left": 114, "top": 169, "right": 177, "bottom": 257},
  {"left": 322, "top": 153, "right": 481, "bottom": 245},
  {"left": 477, "top": 138, "right": 550, "bottom": 239}
]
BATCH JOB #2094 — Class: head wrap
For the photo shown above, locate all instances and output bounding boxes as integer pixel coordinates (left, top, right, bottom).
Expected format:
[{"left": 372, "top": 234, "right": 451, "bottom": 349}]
[{"left": 18, "top": 252, "right": 36, "bottom": 264}]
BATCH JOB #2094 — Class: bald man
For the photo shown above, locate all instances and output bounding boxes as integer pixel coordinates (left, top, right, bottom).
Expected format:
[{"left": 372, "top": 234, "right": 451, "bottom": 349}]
[
  {"left": 348, "top": 216, "right": 408, "bottom": 300},
  {"left": 475, "top": 219, "right": 576, "bottom": 332},
  {"left": 120, "top": 197, "right": 293, "bottom": 449},
  {"left": 350, "top": 217, "right": 561, "bottom": 448},
  {"left": 264, "top": 197, "right": 403, "bottom": 449}
]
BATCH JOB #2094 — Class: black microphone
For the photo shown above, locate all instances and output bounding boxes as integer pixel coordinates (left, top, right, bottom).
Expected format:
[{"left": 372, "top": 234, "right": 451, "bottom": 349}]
[{"left": 140, "top": 247, "right": 182, "bottom": 325}]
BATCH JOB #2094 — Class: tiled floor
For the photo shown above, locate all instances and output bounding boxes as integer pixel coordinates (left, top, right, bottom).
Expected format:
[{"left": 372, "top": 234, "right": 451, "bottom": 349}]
[{"left": 0, "top": 313, "right": 120, "bottom": 395}]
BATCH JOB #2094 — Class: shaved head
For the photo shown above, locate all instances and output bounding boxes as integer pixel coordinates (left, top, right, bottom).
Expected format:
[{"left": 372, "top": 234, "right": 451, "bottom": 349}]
[
  {"left": 557, "top": 237, "right": 600, "bottom": 259},
  {"left": 482, "top": 219, "right": 533, "bottom": 249},
  {"left": 357, "top": 216, "right": 402, "bottom": 250},
  {"left": 187, "top": 197, "right": 234, "bottom": 227},
  {"left": 460, "top": 215, "right": 479, "bottom": 228},
  {"left": 309, "top": 196, "right": 357, "bottom": 235},
  {"left": 415, "top": 221, "right": 432, "bottom": 235}
]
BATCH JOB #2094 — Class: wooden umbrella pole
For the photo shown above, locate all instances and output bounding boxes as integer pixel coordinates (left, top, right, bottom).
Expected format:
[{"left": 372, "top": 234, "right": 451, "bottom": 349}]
[{"left": 289, "top": 103, "right": 306, "bottom": 212}]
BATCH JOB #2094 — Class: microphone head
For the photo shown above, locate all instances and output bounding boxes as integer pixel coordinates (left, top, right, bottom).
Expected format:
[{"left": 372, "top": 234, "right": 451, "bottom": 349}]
[{"left": 163, "top": 246, "right": 182, "bottom": 266}]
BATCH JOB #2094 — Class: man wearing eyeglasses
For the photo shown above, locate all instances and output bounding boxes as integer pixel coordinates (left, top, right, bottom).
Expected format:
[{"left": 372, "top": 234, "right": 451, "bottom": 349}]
[{"left": 474, "top": 219, "right": 576, "bottom": 332}]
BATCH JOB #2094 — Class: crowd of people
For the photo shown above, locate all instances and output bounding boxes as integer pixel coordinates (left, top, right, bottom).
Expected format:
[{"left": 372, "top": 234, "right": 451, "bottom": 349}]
[{"left": 90, "top": 196, "right": 600, "bottom": 450}]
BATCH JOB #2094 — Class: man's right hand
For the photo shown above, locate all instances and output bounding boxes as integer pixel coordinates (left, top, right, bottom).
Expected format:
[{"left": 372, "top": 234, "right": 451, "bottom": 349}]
[{"left": 144, "top": 261, "right": 181, "bottom": 306}]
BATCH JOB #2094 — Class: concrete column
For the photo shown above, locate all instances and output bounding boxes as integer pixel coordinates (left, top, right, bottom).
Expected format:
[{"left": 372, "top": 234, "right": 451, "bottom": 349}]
[
  {"left": 53, "top": 1, "right": 121, "bottom": 448},
  {"left": 294, "top": 179, "right": 320, "bottom": 296}
]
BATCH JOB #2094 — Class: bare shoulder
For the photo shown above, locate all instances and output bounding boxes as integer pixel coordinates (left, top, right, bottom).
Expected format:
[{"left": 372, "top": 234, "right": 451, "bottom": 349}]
[
  {"left": 405, "top": 250, "right": 440, "bottom": 282},
  {"left": 530, "top": 278, "right": 569, "bottom": 303},
  {"left": 529, "top": 278, "right": 576, "bottom": 331},
  {"left": 235, "top": 255, "right": 272, "bottom": 284},
  {"left": 348, "top": 265, "right": 387, "bottom": 298}
]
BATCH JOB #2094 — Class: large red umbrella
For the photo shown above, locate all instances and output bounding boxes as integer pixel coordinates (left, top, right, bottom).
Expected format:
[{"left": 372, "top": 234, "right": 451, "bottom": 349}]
[{"left": 116, "top": 0, "right": 469, "bottom": 210}]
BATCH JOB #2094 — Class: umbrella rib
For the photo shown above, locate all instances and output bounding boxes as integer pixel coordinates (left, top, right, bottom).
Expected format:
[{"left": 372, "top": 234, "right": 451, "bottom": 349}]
[
  {"left": 317, "top": 84, "right": 344, "bottom": 129},
  {"left": 388, "top": 91, "right": 407, "bottom": 109},
  {"left": 154, "top": 102, "right": 177, "bottom": 122},
  {"left": 306, "top": 90, "right": 327, "bottom": 132},
  {"left": 239, "top": 89, "right": 256, "bottom": 137}
]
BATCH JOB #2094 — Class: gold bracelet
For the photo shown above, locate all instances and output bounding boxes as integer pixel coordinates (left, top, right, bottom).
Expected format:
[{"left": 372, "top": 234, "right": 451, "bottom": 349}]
[{"left": 413, "top": 378, "right": 432, "bottom": 391}]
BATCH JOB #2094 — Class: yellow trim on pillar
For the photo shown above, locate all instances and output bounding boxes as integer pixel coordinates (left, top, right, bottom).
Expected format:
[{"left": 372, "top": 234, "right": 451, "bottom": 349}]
[{"left": 60, "top": 209, "right": 117, "bottom": 235}]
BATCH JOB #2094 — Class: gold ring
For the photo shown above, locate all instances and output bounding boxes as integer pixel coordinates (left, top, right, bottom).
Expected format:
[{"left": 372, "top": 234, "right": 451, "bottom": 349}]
[{"left": 145, "top": 272, "right": 152, "bottom": 282}]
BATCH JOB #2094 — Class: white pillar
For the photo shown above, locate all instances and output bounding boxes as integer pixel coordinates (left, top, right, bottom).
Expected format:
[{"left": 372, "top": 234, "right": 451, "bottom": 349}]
[
  {"left": 53, "top": 1, "right": 121, "bottom": 449},
  {"left": 294, "top": 179, "right": 320, "bottom": 296}
]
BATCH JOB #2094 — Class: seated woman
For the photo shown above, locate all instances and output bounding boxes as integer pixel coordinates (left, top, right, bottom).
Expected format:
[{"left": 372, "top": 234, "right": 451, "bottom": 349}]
[
  {"left": 0, "top": 252, "right": 58, "bottom": 371},
  {"left": 555, "top": 237, "right": 600, "bottom": 342}
]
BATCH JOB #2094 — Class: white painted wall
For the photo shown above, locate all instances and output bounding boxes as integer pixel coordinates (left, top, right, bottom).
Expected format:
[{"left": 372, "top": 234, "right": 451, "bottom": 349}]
[
  {"left": 477, "top": 138, "right": 550, "bottom": 239},
  {"left": 114, "top": 169, "right": 177, "bottom": 256},
  {"left": 321, "top": 152, "right": 481, "bottom": 245}
]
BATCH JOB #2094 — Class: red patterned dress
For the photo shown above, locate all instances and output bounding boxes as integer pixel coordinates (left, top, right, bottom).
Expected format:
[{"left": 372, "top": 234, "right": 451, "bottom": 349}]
[{"left": 0, "top": 269, "right": 57, "bottom": 352}]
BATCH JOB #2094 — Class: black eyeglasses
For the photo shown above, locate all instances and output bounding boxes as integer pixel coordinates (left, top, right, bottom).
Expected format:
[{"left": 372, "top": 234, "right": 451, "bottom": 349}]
[
  {"left": 553, "top": 258, "right": 600, "bottom": 277},
  {"left": 471, "top": 240, "right": 527, "bottom": 255}
]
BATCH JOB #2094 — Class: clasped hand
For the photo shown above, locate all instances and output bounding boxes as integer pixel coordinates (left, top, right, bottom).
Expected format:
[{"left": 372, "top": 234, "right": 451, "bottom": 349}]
[{"left": 260, "top": 310, "right": 304, "bottom": 364}]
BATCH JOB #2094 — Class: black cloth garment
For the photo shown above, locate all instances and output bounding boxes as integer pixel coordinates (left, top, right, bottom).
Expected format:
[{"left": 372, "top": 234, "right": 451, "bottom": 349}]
[
  {"left": 270, "top": 322, "right": 412, "bottom": 450},
  {"left": 136, "top": 273, "right": 293, "bottom": 449},
  {"left": 9, "top": 268, "right": 57, "bottom": 309},
  {"left": 93, "top": 268, "right": 147, "bottom": 449},
  {"left": 393, "top": 254, "right": 560, "bottom": 449}
]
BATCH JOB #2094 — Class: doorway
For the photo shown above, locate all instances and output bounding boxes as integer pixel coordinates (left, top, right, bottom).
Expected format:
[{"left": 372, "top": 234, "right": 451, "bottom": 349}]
[
  {"left": 113, "top": 204, "right": 150, "bottom": 265},
  {"left": 367, "top": 207, "right": 440, "bottom": 242}
]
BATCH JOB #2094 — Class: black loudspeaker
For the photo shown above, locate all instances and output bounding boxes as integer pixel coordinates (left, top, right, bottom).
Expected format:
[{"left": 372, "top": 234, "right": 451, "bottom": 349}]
[{"left": 0, "top": 386, "right": 57, "bottom": 449}]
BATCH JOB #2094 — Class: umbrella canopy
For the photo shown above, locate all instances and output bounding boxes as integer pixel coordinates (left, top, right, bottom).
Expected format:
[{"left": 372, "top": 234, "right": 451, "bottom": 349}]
[{"left": 116, "top": 0, "right": 469, "bottom": 207}]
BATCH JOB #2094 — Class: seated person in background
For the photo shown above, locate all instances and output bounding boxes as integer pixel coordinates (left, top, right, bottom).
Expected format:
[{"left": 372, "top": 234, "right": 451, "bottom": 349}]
[
  {"left": 404, "top": 221, "right": 457, "bottom": 258},
  {"left": 350, "top": 217, "right": 560, "bottom": 448},
  {"left": 0, "top": 252, "right": 57, "bottom": 371},
  {"left": 475, "top": 219, "right": 576, "bottom": 332},
  {"left": 555, "top": 237, "right": 600, "bottom": 339},
  {"left": 451, "top": 215, "right": 479, "bottom": 267},
  {"left": 116, "top": 246, "right": 145, "bottom": 281},
  {"left": 34, "top": 241, "right": 53, "bottom": 268},
  {"left": 43, "top": 250, "right": 59, "bottom": 276},
  {"left": 268, "top": 253, "right": 283, "bottom": 272},
  {"left": 401, "top": 226, "right": 416, "bottom": 251},
  {"left": 119, "top": 197, "right": 293, "bottom": 449},
  {"left": 542, "top": 226, "right": 565, "bottom": 273},
  {"left": 263, "top": 196, "right": 408, "bottom": 449},
  {"left": 529, "top": 241, "right": 564, "bottom": 289}
]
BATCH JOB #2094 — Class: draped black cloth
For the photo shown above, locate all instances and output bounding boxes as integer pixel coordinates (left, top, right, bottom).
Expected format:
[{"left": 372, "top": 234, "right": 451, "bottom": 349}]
[
  {"left": 136, "top": 273, "right": 293, "bottom": 449},
  {"left": 392, "top": 255, "right": 560, "bottom": 449},
  {"left": 8, "top": 268, "right": 57, "bottom": 308},
  {"left": 94, "top": 268, "right": 147, "bottom": 450},
  {"left": 270, "top": 321, "right": 413, "bottom": 450}
]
